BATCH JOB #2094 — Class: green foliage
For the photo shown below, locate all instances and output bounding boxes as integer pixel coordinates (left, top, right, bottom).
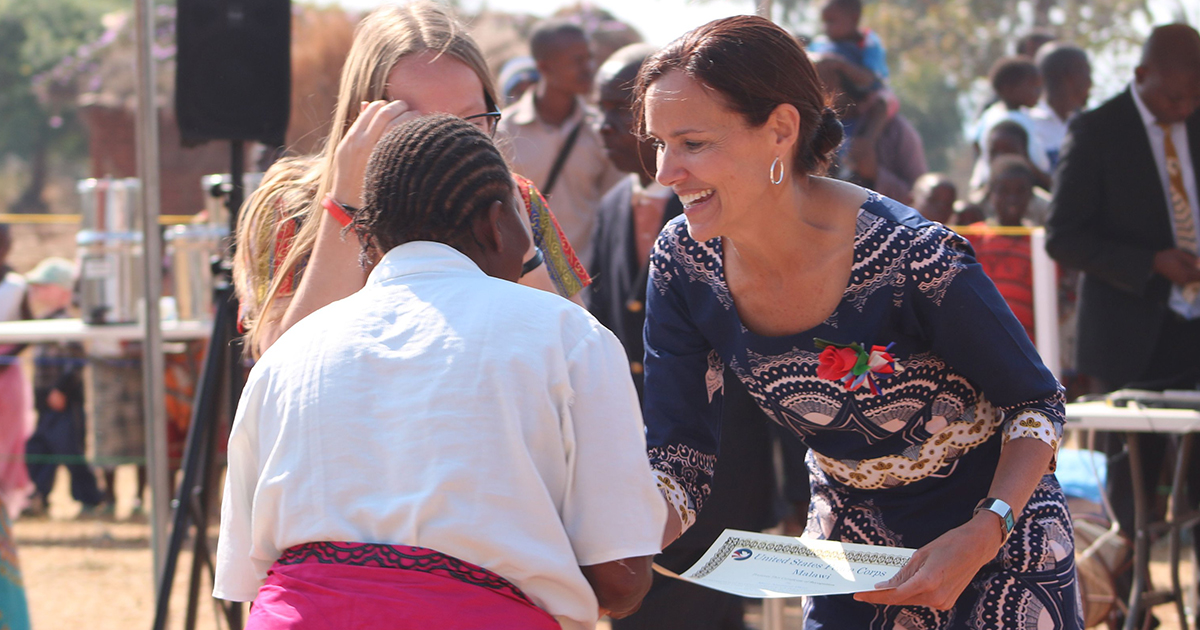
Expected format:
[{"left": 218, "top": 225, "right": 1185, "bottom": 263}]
[
  {"left": 0, "top": 0, "right": 123, "bottom": 160},
  {"left": 0, "top": 0, "right": 120, "bottom": 72},
  {"left": 0, "top": 17, "right": 44, "bottom": 160},
  {"left": 863, "top": 0, "right": 1152, "bottom": 93},
  {"left": 892, "top": 62, "right": 961, "bottom": 172}
]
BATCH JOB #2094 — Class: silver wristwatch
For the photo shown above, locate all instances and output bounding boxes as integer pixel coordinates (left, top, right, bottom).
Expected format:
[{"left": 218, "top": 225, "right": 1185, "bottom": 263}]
[{"left": 974, "top": 497, "right": 1015, "bottom": 543}]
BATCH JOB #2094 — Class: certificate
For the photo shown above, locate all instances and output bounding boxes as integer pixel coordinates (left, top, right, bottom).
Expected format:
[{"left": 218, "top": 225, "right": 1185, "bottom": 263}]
[{"left": 661, "top": 529, "right": 916, "bottom": 598}]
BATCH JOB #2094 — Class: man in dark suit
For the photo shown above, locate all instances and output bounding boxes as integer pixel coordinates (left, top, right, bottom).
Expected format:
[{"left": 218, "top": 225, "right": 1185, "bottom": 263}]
[
  {"left": 588, "top": 44, "right": 778, "bottom": 630},
  {"left": 589, "top": 44, "right": 682, "bottom": 398},
  {"left": 1047, "top": 23, "right": 1200, "bottom": 625}
]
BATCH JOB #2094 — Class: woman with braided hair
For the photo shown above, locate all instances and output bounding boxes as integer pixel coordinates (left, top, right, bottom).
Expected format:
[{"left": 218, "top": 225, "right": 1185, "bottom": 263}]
[
  {"left": 638, "top": 16, "right": 1081, "bottom": 628},
  {"left": 215, "top": 114, "right": 665, "bottom": 629},
  {"left": 234, "top": 2, "right": 589, "bottom": 360}
]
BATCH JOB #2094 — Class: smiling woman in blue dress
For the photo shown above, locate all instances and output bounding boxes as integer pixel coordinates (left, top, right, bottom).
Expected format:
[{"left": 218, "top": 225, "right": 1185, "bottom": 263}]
[{"left": 635, "top": 16, "right": 1083, "bottom": 629}]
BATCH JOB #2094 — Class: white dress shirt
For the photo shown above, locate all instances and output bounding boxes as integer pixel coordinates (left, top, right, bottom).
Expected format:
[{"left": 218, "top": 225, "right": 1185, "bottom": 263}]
[
  {"left": 1131, "top": 84, "right": 1200, "bottom": 317},
  {"left": 1131, "top": 84, "right": 1200, "bottom": 242},
  {"left": 0, "top": 272, "right": 25, "bottom": 322},
  {"left": 214, "top": 242, "right": 666, "bottom": 629}
]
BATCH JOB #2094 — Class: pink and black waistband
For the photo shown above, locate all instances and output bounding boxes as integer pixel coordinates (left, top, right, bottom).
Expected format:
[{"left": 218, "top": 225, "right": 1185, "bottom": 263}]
[
  {"left": 276, "top": 542, "right": 537, "bottom": 608},
  {"left": 246, "top": 542, "right": 559, "bottom": 630}
]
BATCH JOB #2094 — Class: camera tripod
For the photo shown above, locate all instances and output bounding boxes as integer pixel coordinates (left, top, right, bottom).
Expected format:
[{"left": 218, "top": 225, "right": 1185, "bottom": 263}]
[{"left": 151, "top": 141, "right": 248, "bottom": 630}]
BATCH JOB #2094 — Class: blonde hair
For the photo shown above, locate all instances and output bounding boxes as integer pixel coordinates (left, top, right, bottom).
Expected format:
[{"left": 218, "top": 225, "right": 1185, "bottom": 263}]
[
  {"left": 234, "top": 2, "right": 498, "bottom": 358},
  {"left": 232, "top": 154, "right": 320, "bottom": 345}
]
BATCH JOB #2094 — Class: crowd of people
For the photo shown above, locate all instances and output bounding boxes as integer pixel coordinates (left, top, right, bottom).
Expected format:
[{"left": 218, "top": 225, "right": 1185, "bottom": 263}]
[
  {"left": 0, "top": 1, "right": 1196, "bottom": 629},
  {"left": 212, "top": 1, "right": 1200, "bottom": 629}
]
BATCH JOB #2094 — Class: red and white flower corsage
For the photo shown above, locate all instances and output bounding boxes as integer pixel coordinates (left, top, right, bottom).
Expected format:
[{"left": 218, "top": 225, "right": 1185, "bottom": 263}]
[{"left": 814, "top": 338, "right": 904, "bottom": 394}]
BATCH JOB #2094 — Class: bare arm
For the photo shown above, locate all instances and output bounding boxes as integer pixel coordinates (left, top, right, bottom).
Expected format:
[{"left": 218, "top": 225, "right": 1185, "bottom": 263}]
[
  {"left": 277, "top": 213, "right": 367, "bottom": 336},
  {"left": 821, "top": 54, "right": 880, "bottom": 92},
  {"left": 580, "top": 555, "right": 655, "bottom": 619},
  {"left": 277, "top": 100, "right": 420, "bottom": 337},
  {"left": 660, "top": 495, "right": 683, "bottom": 549}
]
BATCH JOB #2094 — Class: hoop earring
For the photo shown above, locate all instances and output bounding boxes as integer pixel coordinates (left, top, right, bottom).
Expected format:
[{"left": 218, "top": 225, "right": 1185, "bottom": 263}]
[{"left": 769, "top": 157, "right": 784, "bottom": 185}]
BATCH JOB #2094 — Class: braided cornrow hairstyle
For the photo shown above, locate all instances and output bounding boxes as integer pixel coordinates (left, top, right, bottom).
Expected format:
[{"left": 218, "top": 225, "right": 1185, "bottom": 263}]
[{"left": 354, "top": 114, "right": 513, "bottom": 260}]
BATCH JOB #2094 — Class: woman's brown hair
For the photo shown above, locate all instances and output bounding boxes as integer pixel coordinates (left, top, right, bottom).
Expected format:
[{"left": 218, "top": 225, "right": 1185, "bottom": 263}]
[{"left": 633, "top": 15, "right": 843, "bottom": 176}]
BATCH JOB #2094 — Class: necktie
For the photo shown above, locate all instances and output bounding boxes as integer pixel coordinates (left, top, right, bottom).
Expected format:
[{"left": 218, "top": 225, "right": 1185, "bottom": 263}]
[
  {"left": 1161, "top": 124, "right": 1199, "bottom": 255},
  {"left": 1160, "top": 123, "right": 1200, "bottom": 309}
]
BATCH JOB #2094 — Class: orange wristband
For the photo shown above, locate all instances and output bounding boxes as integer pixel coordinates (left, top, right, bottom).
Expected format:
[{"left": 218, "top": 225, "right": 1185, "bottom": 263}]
[{"left": 322, "top": 194, "right": 356, "bottom": 228}]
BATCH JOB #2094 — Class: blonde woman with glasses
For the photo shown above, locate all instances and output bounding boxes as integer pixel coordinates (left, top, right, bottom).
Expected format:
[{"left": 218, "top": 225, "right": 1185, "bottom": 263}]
[{"left": 234, "top": 2, "right": 590, "bottom": 359}]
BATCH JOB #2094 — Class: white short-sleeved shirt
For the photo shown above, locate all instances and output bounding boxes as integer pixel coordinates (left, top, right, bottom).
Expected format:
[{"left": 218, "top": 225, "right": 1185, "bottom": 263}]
[
  {"left": 970, "top": 101, "right": 1052, "bottom": 191},
  {"left": 213, "top": 242, "right": 665, "bottom": 630},
  {"left": 1028, "top": 100, "right": 1071, "bottom": 166},
  {"left": 0, "top": 272, "right": 26, "bottom": 322}
]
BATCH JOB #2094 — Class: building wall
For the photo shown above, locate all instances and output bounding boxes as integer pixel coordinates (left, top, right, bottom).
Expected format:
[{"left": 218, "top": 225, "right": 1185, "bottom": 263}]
[{"left": 80, "top": 105, "right": 245, "bottom": 216}]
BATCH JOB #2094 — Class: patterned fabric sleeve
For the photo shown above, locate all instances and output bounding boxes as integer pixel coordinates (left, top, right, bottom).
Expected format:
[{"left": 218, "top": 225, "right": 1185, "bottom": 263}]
[
  {"left": 515, "top": 174, "right": 591, "bottom": 298},
  {"left": 907, "top": 223, "right": 1065, "bottom": 472},
  {"left": 642, "top": 227, "right": 723, "bottom": 533}
]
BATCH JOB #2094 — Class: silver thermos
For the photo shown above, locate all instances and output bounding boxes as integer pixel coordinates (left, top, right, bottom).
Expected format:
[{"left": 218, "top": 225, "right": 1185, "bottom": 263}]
[{"left": 76, "top": 178, "right": 144, "bottom": 324}]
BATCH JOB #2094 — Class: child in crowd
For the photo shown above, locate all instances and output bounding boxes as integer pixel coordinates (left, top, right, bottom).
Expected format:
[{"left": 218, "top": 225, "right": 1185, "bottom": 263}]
[
  {"left": 810, "top": 0, "right": 888, "bottom": 82},
  {"left": 23, "top": 258, "right": 104, "bottom": 517},
  {"left": 497, "top": 56, "right": 539, "bottom": 106},
  {"left": 970, "top": 56, "right": 1051, "bottom": 194},
  {"left": 1016, "top": 29, "right": 1056, "bottom": 59},
  {"left": 912, "top": 173, "right": 957, "bottom": 224},
  {"left": 980, "top": 120, "right": 1053, "bottom": 222},
  {"left": 972, "top": 155, "right": 1038, "bottom": 342},
  {"left": 807, "top": 0, "right": 899, "bottom": 121},
  {"left": 952, "top": 201, "right": 987, "bottom": 227}
]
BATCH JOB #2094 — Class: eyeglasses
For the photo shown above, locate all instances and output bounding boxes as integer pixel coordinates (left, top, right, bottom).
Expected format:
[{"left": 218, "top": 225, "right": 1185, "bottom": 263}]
[{"left": 464, "top": 111, "right": 502, "bottom": 137}]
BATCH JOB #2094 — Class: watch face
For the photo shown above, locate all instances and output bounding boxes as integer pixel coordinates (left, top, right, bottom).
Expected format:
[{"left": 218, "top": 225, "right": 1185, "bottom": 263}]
[{"left": 976, "top": 498, "right": 1015, "bottom": 539}]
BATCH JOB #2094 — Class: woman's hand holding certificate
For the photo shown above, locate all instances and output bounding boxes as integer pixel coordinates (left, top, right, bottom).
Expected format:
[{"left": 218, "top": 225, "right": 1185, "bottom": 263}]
[
  {"left": 854, "top": 513, "right": 1003, "bottom": 609},
  {"left": 668, "top": 530, "right": 916, "bottom": 599}
]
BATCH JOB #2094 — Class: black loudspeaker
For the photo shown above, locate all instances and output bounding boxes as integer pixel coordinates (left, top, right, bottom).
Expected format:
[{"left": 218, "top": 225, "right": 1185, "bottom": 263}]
[{"left": 175, "top": 0, "right": 291, "bottom": 146}]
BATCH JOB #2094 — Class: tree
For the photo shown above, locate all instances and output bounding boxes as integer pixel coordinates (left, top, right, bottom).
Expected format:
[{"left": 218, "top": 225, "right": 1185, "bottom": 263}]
[{"left": 0, "top": 0, "right": 123, "bottom": 212}]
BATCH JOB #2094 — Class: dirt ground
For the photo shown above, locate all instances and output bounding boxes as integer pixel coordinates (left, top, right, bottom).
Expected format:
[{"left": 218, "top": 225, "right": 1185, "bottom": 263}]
[
  {"left": 14, "top": 466, "right": 233, "bottom": 630},
  {"left": 12, "top": 466, "right": 1194, "bottom": 630}
]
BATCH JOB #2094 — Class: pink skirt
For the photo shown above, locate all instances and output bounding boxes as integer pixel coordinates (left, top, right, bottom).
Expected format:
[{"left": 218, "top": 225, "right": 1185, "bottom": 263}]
[
  {"left": 247, "top": 542, "right": 561, "bottom": 630},
  {"left": 0, "top": 362, "right": 32, "bottom": 518}
]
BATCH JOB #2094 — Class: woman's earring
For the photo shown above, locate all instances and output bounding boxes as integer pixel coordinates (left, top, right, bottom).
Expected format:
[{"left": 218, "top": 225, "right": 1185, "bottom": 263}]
[{"left": 769, "top": 157, "right": 784, "bottom": 185}]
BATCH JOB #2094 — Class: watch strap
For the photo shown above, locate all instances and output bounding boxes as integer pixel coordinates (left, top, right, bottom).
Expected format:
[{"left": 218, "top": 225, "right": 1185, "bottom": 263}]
[
  {"left": 521, "top": 247, "right": 545, "bottom": 278},
  {"left": 974, "top": 497, "right": 1015, "bottom": 542}
]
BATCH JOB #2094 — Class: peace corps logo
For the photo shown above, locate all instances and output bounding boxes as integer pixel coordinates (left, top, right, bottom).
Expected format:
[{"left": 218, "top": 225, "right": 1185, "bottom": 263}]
[{"left": 731, "top": 548, "right": 753, "bottom": 561}]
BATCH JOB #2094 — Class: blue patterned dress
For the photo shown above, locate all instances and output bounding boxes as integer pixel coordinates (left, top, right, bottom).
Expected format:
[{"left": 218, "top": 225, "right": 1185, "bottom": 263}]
[{"left": 643, "top": 193, "right": 1083, "bottom": 629}]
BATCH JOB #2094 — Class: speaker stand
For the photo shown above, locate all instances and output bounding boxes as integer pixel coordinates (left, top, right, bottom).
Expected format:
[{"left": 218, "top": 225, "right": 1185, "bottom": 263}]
[{"left": 151, "top": 140, "right": 246, "bottom": 630}]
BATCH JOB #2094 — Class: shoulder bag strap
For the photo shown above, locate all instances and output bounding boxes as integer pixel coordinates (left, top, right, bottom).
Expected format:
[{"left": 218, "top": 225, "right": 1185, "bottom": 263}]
[{"left": 542, "top": 118, "right": 585, "bottom": 197}]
